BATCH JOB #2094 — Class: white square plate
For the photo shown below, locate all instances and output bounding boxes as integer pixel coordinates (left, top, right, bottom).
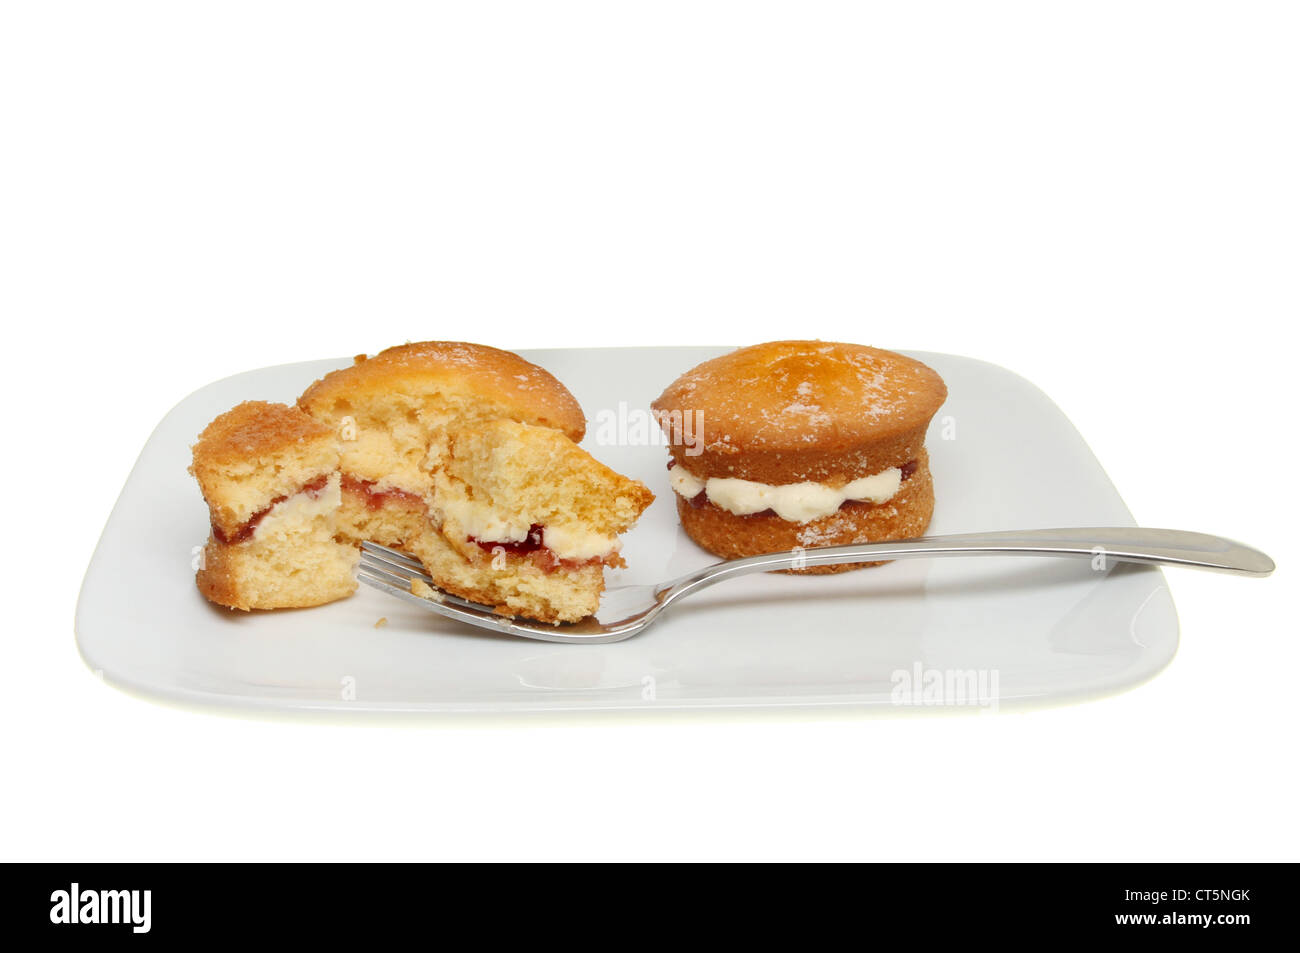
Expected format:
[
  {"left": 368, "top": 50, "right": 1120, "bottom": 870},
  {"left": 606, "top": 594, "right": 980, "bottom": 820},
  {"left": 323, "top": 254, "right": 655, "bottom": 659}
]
[{"left": 76, "top": 348, "right": 1177, "bottom": 714}]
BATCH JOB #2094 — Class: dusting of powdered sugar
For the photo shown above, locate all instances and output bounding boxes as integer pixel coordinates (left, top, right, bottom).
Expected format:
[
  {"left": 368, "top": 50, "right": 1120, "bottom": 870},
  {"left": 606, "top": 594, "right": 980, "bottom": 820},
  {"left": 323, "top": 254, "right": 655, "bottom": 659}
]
[
  {"left": 657, "top": 343, "right": 940, "bottom": 451},
  {"left": 797, "top": 516, "right": 854, "bottom": 546}
]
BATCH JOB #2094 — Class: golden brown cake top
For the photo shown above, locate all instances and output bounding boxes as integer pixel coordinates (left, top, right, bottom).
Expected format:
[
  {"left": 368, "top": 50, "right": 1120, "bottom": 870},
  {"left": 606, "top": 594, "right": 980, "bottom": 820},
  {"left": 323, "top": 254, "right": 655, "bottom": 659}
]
[
  {"left": 191, "top": 400, "right": 333, "bottom": 470},
  {"left": 652, "top": 341, "right": 946, "bottom": 455},
  {"left": 297, "top": 341, "right": 586, "bottom": 441}
]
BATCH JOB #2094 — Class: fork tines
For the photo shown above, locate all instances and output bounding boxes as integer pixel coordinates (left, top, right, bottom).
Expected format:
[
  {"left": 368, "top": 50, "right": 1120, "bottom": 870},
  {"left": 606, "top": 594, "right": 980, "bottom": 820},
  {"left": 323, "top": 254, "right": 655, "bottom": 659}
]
[
  {"left": 356, "top": 540, "right": 624, "bottom": 642},
  {"left": 357, "top": 542, "right": 502, "bottom": 616}
]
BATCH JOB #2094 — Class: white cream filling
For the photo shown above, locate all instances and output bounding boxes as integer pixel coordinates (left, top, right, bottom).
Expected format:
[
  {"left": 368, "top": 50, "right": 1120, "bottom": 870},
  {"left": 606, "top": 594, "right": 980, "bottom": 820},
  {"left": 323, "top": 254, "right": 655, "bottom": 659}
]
[
  {"left": 251, "top": 474, "right": 343, "bottom": 541},
  {"left": 669, "top": 465, "right": 707, "bottom": 500},
  {"left": 540, "top": 525, "right": 621, "bottom": 562},
  {"left": 441, "top": 495, "right": 532, "bottom": 545},
  {"left": 670, "top": 464, "right": 903, "bottom": 524},
  {"left": 439, "top": 495, "right": 619, "bottom": 562}
]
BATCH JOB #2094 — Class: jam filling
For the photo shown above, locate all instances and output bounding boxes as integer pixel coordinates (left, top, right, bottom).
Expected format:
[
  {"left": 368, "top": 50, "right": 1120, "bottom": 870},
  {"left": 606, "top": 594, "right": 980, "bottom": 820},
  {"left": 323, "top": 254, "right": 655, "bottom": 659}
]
[
  {"left": 470, "top": 524, "right": 545, "bottom": 557},
  {"left": 213, "top": 474, "right": 331, "bottom": 545},
  {"left": 468, "top": 524, "right": 615, "bottom": 573},
  {"left": 672, "top": 458, "right": 920, "bottom": 516},
  {"left": 340, "top": 474, "right": 426, "bottom": 511}
]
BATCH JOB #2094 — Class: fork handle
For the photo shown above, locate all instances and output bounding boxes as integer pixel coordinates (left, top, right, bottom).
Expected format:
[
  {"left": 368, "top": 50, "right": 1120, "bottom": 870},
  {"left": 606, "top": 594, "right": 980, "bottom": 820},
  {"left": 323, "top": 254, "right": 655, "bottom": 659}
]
[{"left": 665, "top": 527, "right": 1273, "bottom": 600}]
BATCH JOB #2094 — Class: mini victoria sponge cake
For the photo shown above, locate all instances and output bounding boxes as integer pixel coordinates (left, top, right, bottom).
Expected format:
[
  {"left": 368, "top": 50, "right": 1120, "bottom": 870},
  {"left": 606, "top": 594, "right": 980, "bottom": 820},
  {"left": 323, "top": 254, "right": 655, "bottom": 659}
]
[
  {"left": 191, "top": 342, "right": 653, "bottom": 623},
  {"left": 651, "top": 341, "right": 947, "bottom": 572}
]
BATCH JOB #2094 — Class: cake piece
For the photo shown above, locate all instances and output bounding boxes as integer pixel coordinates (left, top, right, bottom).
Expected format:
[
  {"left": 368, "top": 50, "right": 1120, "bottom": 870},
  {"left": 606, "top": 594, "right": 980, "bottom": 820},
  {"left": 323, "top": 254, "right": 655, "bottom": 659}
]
[
  {"left": 417, "top": 419, "right": 655, "bottom": 623},
  {"left": 294, "top": 341, "right": 650, "bottom": 623},
  {"left": 189, "top": 401, "right": 358, "bottom": 609},
  {"left": 190, "top": 343, "right": 652, "bottom": 622},
  {"left": 651, "top": 341, "right": 946, "bottom": 572}
]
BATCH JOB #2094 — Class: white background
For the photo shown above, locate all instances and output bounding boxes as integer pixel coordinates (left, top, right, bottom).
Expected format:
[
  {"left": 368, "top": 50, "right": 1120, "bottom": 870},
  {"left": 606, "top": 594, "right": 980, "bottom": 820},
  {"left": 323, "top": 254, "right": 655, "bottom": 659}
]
[{"left": 2, "top": 2, "right": 1295, "bottom": 861}]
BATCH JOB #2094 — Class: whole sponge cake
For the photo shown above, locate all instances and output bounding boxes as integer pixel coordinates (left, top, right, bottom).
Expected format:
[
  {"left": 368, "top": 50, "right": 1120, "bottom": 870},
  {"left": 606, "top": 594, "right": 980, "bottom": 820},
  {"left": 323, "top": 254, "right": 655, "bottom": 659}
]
[
  {"left": 190, "top": 401, "right": 359, "bottom": 609},
  {"left": 651, "top": 341, "right": 946, "bottom": 571}
]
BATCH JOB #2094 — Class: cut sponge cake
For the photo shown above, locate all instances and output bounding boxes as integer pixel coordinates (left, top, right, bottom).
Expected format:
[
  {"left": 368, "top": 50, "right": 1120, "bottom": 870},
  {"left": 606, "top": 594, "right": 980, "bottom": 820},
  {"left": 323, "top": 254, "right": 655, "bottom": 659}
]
[
  {"left": 296, "top": 341, "right": 642, "bottom": 622},
  {"left": 297, "top": 340, "right": 590, "bottom": 569},
  {"left": 190, "top": 344, "right": 651, "bottom": 623},
  {"left": 420, "top": 419, "right": 656, "bottom": 622},
  {"left": 190, "top": 402, "right": 359, "bottom": 610}
]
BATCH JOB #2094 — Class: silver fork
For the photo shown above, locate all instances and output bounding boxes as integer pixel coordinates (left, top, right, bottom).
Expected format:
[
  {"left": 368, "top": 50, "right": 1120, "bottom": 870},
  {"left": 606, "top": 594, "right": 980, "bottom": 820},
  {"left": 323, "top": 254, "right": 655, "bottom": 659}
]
[{"left": 356, "top": 528, "right": 1273, "bottom": 644}]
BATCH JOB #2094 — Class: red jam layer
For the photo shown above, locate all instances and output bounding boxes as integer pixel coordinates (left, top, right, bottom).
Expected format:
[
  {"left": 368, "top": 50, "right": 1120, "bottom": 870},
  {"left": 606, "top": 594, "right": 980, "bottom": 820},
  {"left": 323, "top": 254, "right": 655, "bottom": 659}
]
[
  {"left": 341, "top": 474, "right": 426, "bottom": 511},
  {"left": 213, "top": 474, "right": 331, "bottom": 545},
  {"left": 468, "top": 524, "right": 613, "bottom": 573},
  {"left": 673, "top": 458, "right": 919, "bottom": 516},
  {"left": 470, "top": 524, "right": 546, "bottom": 557}
]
